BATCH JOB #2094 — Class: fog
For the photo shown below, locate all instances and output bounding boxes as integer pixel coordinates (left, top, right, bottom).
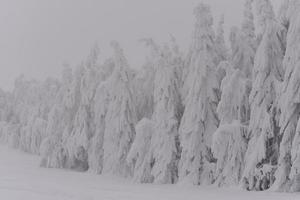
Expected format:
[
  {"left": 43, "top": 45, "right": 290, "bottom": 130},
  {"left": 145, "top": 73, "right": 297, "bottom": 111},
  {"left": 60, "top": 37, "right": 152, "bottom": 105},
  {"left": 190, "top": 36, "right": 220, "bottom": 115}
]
[{"left": 0, "top": 0, "right": 281, "bottom": 91}]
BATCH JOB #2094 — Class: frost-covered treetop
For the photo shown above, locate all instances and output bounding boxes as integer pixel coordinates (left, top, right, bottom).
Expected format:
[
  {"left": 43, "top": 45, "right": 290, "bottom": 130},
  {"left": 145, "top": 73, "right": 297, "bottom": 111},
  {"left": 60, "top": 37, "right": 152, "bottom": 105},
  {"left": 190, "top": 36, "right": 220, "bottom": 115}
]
[
  {"left": 110, "top": 41, "right": 132, "bottom": 83},
  {"left": 216, "top": 14, "right": 225, "bottom": 44},
  {"left": 192, "top": 3, "right": 215, "bottom": 51},
  {"left": 242, "top": 0, "right": 255, "bottom": 40},
  {"left": 216, "top": 14, "right": 228, "bottom": 60},
  {"left": 278, "top": 0, "right": 300, "bottom": 28},
  {"left": 140, "top": 38, "right": 161, "bottom": 65},
  {"left": 62, "top": 64, "right": 73, "bottom": 86},
  {"left": 193, "top": 3, "right": 213, "bottom": 25},
  {"left": 141, "top": 38, "right": 179, "bottom": 70},
  {"left": 85, "top": 44, "right": 100, "bottom": 69},
  {"left": 255, "top": 0, "right": 275, "bottom": 30}
]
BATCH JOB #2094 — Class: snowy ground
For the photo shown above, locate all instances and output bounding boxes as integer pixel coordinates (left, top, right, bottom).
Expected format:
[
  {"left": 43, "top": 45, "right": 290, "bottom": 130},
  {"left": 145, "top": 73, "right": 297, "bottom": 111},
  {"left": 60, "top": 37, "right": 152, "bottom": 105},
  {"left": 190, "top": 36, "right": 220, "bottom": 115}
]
[{"left": 0, "top": 145, "right": 299, "bottom": 200}]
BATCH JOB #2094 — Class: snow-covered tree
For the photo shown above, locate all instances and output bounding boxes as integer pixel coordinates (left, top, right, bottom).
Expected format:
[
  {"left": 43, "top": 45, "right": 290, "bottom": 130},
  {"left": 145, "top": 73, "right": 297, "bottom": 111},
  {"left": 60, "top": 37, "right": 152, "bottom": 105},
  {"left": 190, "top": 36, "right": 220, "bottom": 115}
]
[
  {"left": 65, "top": 44, "right": 101, "bottom": 172},
  {"left": 210, "top": 1, "right": 257, "bottom": 186},
  {"left": 212, "top": 65, "right": 250, "bottom": 186},
  {"left": 128, "top": 38, "right": 183, "bottom": 184},
  {"left": 277, "top": 0, "right": 291, "bottom": 29},
  {"left": 101, "top": 41, "right": 138, "bottom": 177},
  {"left": 0, "top": 89, "right": 12, "bottom": 122},
  {"left": 229, "top": 26, "right": 255, "bottom": 79},
  {"left": 40, "top": 64, "right": 81, "bottom": 169},
  {"left": 212, "top": 122, "right": 248, "bottom": 186},
  {"left": 242, "top": 0, "right": 287, "bottom": 191},
  {"left": 149, "top": 44, "right": 182, "bottom": 184},
  {"left": 255, "top": 0, "right": 275, "bottom": 33},
  {"left": 133, "top": 39, "right": 157, "bottom": 121},
  {"left": 0, "top": 74, "right": 59, "bottom": 154},
  {"left": 215, "top": 14, "right": 228, "bottom": 61},
  {"left": 39, "top": 45, "right": 116, "bottom": 173},
  {"left": 182, "top": 3, "right": 220, "bottom": 105},
  {"left": 242, "top": 0, "right": 256, "bottom": 48},
  {"left": 217, "top": 66, "right": 251, "bottom": 126},
  {"left": 88, "top": 58, "right": 115, "bottom": 174},
  {"left": 127, "top": 118, "right": 155, "bottom": 183},
  {"left": 227, "top": 0, "right": 256, "bottom": 80},
  {"left": 178, "top": 3, "right": 220, "bottom": 185},
  {"left": 272, "top": 0, "right": 300, "bottom": 192}
]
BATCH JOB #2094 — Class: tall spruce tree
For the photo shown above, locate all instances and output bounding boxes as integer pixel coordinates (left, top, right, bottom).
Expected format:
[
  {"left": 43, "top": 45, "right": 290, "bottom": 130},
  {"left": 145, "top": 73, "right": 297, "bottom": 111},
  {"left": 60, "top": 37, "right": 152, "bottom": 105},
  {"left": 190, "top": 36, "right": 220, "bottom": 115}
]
[
  {"left": 178, "top": 3, "right": 220, "bottom": 185},
  {"left": 243, "top": 0, "right": 287, "bottom": 191}
]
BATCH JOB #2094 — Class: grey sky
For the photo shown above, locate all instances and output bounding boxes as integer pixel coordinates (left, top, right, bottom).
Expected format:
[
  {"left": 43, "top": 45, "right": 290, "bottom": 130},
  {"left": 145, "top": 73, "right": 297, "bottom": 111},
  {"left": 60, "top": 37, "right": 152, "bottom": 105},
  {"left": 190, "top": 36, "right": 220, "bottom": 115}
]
[{"left": 0, "top": 0, "right": 281, "bottom": 91}]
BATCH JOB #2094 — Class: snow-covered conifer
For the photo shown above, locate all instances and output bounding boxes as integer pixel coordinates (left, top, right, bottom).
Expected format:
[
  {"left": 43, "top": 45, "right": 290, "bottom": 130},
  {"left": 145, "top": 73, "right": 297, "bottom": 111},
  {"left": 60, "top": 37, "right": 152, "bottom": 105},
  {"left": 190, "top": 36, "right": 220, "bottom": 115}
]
[
  {"left": 127, "top": 118, "right": 155, "bottom": 183},
  {"left": 88, "top": 58, "right": 115, "bottom": 174},
  {"left": 128, "top": 38, "right": 183, "bottom": 184},
  {"left": 242, "top": 0, "right": 256, "bottom": 47},
  {"left": 229, "top": 26, "right": 255, "bottom": 79},
  {"left": 212, "top": 65, "right": 250, "bottom": 186},
  {"left": 243, "top": 0, "right": 287, "bottom": 191},
  {"left": 101, "top": 41, "right": 138, "bottom": 177},
  {"left": 178, "top": 3, "right": 220, "bottom": 185},
  {"left": 149, "top": 44, "right": 182, "bottom": 184},
  {"left": 40, "top": 65, "right": 80, "bottom": 168},
  {"left": 216, "top": 14, "right": 228, "bottom": 61},
  {"left": 272, "top": 0, "right": 300, "bottom": 192},
  {"left": 65, "top": 44, "right": 101, "bottom": 172}
]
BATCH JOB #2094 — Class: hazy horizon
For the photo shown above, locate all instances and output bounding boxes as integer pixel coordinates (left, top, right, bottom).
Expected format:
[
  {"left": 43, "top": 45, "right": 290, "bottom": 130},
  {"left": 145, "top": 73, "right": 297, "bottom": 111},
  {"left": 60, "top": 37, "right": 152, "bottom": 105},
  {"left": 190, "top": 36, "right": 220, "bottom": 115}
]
[{"left": 0, "top": 0, "right": 281, "bottom": 91}]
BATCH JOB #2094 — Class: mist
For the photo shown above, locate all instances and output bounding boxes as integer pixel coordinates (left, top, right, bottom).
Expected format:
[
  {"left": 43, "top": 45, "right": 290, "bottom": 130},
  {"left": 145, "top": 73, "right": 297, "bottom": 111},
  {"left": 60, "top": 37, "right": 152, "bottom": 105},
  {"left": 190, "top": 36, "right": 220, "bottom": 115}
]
[{"left": 0, "top": 0, "right": 281, "bottom": 91}]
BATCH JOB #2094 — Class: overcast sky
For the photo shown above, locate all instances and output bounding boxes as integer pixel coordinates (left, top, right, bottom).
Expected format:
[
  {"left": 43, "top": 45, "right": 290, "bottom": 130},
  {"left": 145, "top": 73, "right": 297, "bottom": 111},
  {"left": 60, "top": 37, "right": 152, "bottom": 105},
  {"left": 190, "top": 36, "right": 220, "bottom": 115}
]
[{"left": 0, "top": 0, "right": 281, "bottom": 91}]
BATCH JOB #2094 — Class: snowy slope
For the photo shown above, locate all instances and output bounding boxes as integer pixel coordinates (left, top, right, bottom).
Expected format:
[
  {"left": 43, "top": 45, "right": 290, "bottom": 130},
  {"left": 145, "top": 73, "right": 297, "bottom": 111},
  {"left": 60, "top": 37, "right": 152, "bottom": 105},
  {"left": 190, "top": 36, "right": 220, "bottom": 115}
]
[{"left": 0, "top": 145, "right": 298, "bottom": 200}]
